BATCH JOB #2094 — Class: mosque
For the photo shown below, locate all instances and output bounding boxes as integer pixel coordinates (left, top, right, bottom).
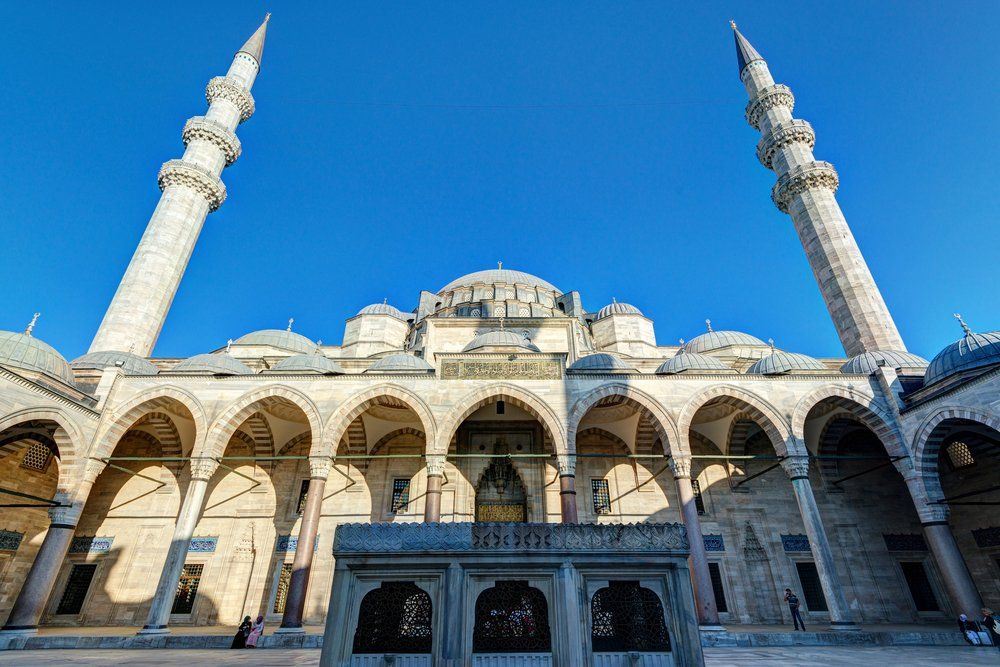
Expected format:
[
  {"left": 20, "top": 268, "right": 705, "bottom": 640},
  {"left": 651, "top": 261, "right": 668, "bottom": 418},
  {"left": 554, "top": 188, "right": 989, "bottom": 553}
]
[{"left": 0, "top": 14, "right": 998, "bottom": 666}]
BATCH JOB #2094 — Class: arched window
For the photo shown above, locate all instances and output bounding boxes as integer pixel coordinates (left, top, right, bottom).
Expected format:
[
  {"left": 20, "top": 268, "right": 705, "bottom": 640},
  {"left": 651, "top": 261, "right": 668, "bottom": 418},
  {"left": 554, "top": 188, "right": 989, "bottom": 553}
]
[
  {"left": 473, "top": 581, "right": 551, "bottom": 653},
  {"left": 591, "top": 581, "right": 670, "bottom": 652},
  {"left": 352, "top": 582, "right": 433, "bottom": 654}
]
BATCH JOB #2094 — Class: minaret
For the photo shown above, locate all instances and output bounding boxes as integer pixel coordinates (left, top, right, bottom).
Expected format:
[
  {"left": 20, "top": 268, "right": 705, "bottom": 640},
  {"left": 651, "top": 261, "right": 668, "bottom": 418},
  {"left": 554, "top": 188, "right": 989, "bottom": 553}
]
[
  {"left": 89, "top": 16, "right": 271, "bottom": 356},
  {"left": 731, "top": 23, "right": 905, "bottom": 357}
]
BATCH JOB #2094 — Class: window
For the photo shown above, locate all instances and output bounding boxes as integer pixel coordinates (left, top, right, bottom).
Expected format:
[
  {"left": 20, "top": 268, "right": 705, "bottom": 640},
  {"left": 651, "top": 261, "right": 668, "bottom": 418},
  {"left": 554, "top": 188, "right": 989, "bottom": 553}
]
[
  {"left": 56, "top": 564, "right": 97, "bottom": 615},
  {"left": 296, "top": 479, "right": 310, "bottom": 515},
  {"left": 352, "top": 582, "right": 433, "bottom": 654},
  {"left": 592, "top": 479, "right": 611, "bottom": 515},
  {"left": 591, "top": 581, "right": 670, "bottom": 653},
  {"left": 708, "top": 562, "right": 728, "bottom": 613},
  {"left": 171, "top": 563, "right": 204, "bottom": 614},
  {"left": 390, "top": 478, "right": 410, "bottom": 513},
  {"left": 21, "top": 442, "right": 52, "bottom": 472},
  {"left": 945, "top": 442, "right": 975, "bottom": 470},
  {"left": 900, "top": 561, "right": 940, "bottom": 612},
  {"left": 794, "top": 562, "right": 828, "bottom": 612},
  {"left": 273, "top": 563, "right": 293, "bottom": 614},
  {"left": 691, "top": 479, "right": 705, "bottom": 515},
  {"left": 473, "top": 581, "right": 551, "bottom": 653}
]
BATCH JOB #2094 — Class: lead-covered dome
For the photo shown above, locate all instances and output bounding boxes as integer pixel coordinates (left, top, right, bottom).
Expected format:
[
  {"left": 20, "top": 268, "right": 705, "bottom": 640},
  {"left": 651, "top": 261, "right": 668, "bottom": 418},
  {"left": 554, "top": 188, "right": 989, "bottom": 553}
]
[
  {"left": 656, "top": 350, "right": 730, "bottom": 375},
  {"left": 234, "top": 329, "right": 316, "bottom": 354},
  {"left": 170, "top": 353, "right": 253, "bottom": 375},
  {"left": 358, "top": 303, "right": 407, "bottom": 320},
  {"left": 271, "top": 353, "right": 345, "bottom": 375},
  {"left": 568, "top": 352, "right": 633, "bottom": 372},
  {"left": 924, "top": 318, "right": 1000, "bottom": 387},
  {"left": 367, "top": 353, "right": 434, "bottom": 373},
  {"left": 0, "top": 331, "right": 75, "bottom": 385},
  {"left": 683, "top": 329, "right": 767, "bottom": 354},
  {"left": 841, "top": 350, "right": 928, "bottom": 375},
  {"left": 72, "top": 351, "right": 159, "bottom": 375},
  {"left": 596, "top": 301, "right": 643, "bottom": 320},
  {"left": 439, "top": 269, "right": 560, "bottom": 294},
  {"left": 746, "top": 350, "right": 827, "bottom": 375},
  {"left": 463, "top": 330, "right": 540, "bottom": 353}
]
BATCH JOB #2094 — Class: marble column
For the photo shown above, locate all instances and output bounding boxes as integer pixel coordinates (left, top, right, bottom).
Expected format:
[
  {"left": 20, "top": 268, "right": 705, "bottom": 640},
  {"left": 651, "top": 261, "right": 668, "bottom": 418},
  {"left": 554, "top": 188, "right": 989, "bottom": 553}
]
[
  {"left": 1, "top": 461, "right": 105, "bottom": 634},
  {"left": 922, "top": 515, "right": 983, "bottom": 616},
  {"left": 278, "top": 457, "right": 330, "bottom": 632},
  {"left": 782, "top": 455, "right": 856, "bottom": 628},
  {"left": 557, "top": 455, "right": 578, "bottom": 524},
  {"left": 139, "top": 457, "right": 218, "bottom": 634},
  {"left": 671, "top": 456, "right": 720, "bottom": 627},
  {"left": 423, "top": 455, "right": 445, "bottom": 523},
  {"left": 555, "top": 561, "right": 585, "bottom": 666},
  {"left": 440, "top": 561, "right": 464, "bottom": 666}
]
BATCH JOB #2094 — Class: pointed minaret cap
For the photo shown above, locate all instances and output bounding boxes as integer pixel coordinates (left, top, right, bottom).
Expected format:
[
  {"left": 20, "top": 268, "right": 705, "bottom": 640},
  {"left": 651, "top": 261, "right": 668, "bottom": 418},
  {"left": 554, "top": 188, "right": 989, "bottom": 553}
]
[
  {"left": 730, "top": 21, "right": 764, "bottom": 76},
  {"left": 238, "top": 13, "right": 270, "bottom": 65}
]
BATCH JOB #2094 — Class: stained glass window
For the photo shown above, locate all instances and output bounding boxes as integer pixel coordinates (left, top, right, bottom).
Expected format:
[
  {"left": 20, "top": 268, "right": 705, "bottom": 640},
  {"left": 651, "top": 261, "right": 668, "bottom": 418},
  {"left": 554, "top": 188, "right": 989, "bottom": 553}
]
[
  {"left": 390, "top": 478, "right": 410, "bottom": 513},
  {"left": 171, "top": 563, "right": 203, "bottom": 615},
  {"left": 473, "top": 581, "right": 551, "bottom": 653},
  {"left": 592, "top": 479, "right": 611, "bottom": 515},
  {"left": 56, "top": 564, "right": 97, "bottom": 615}
]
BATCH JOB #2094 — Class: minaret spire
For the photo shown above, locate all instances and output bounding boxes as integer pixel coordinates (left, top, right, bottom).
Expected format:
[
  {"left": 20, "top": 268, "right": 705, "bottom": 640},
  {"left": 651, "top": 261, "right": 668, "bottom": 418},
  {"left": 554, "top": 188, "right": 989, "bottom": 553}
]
[
  {"left": 731, "top": 23, "right": 905, "bottom": 356},
  {"left": 89, "top": 17, "right": 271, "bottom": 356}
]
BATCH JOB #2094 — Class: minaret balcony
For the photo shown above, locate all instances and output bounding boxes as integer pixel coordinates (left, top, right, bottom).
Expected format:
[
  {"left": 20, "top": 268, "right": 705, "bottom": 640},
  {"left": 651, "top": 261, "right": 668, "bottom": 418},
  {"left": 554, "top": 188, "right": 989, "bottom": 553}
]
[
  {"left": 157, "top": 159, "right": 227, "bottom": 211},
  {"left": 182, "top": 116, "right": 242, "bottom": 166},
  {"left": 205, "top": 76, "right": 255, "bottom": 123},
  {"left": 771, "top": 160, "right": 839, "bottom": 213},
  {"left": 744, "top": 84, "right": 794, "bottom": 130},
  {"left": 756, "top": 119, "right": 815, "bottom": 170}
]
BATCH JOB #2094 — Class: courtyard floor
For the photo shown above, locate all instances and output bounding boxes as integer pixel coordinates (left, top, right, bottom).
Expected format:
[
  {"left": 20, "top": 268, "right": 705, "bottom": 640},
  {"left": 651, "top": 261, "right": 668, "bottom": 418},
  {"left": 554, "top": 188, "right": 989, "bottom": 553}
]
[{"left": 0, "top": 646, "right": 994, "bottom": 666}]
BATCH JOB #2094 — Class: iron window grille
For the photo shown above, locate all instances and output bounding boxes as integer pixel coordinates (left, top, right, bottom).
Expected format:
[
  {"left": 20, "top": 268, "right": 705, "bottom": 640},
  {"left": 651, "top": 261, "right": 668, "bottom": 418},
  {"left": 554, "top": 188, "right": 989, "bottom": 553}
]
[
  {"left": 691, "top": 479, "right": 706, "bottom": 515},
  {"left": 592, "top": 479, "right": 611, "bottom": 515},
  {"left": 945, "top": 442, "right": 975, "bottom": 470},
  {"left": 591, "top": 581, "right": 671, "bottom": 652},
  {"left": 273, "top": 563, "right": 293, "bottom": 614},
  {"left": 56, "top": 564, "right": 97, "bottom": 615},
  {"left": 171, "top": 563, "right": 204, "bottom": 615},
  {"left": 473, "top": 580, "right": 551, "bottom": 653},
  {"left": 390, "top": 478, "right": 411, "bottom": 513},
  {"left": 296, "top": 479, "right": 310, "bottom": 515},
  {"left": 352, "top": 581, "right": 433, "bottom": 654},
  {"left": 21, "top": 442, "right": 52, "bottom": 472}
]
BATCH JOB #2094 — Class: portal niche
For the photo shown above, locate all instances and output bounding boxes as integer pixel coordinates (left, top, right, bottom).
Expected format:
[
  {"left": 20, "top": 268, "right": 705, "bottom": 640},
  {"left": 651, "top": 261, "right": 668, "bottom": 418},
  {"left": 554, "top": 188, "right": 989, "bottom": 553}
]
[{"left": 475, "top": 452, "right": 527, "bottom": 522}]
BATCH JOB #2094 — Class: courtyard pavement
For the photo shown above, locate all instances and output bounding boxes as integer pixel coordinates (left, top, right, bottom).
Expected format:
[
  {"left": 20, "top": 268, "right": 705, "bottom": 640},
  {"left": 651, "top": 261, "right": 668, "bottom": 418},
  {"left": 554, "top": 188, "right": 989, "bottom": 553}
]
[{"left": 0, "top": 646, "right": 995, "bottom": 666}]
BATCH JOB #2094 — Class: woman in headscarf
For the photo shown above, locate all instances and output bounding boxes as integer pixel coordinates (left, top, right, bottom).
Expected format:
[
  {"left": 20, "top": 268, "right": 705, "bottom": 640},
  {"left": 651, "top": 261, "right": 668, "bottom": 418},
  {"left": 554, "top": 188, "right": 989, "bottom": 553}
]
[
  {"left": 231, "top": 615, "right": 251, "bottom": 649},
  {"left": 246, "top": 614, "right": 265, "bottom": 648}
]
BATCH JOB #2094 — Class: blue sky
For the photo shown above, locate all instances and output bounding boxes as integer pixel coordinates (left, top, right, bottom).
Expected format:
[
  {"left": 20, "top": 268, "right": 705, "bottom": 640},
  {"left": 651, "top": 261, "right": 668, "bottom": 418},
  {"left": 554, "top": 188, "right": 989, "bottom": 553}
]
[{"left": 1, "top": 2, "right": 997, "bottom": 360}]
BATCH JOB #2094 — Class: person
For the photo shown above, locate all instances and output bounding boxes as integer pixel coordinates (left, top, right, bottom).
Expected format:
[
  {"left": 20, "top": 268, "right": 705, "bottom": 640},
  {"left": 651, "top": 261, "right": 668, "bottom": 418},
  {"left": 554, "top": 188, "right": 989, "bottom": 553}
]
[
  {"left": 231, "top": 616, "right": 251, "bottom": 649},
  {"left": 958, "top": 613, "right": 981, "bottom": 645},
  {"left": 246, "top": 614, "right": 265, "bottom": 648},
  {"left": 982, "top": 608, "right": 1000, "bottom": 650},
  {"left": 784, "top": 588, "right": 806, "bottom": 631}
]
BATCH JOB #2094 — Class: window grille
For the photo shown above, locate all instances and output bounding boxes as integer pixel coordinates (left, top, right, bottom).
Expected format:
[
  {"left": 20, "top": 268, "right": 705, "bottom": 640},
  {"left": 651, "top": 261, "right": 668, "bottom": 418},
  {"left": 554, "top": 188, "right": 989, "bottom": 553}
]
[
  {"left": 171, "top": 563, "right": 204, "bottom": 615},
  {"left": 900, "top": 561, "right": 940, "bottom": 612},
  {"left": 272, "top": 563, "right": 293, "bottom": 614},
  {"left": 708, "top": 563, "right": 728, "bottom": 613},
  {"left": 592, "top": 479, "right": 611, "bottom": 515},
  {"left": 56, "top": 564, "right": 97, "bottom": 615},
  {"left": 691, "top": 479, "right": 705, "bottom": 515},
  {"left": 352, "top": 581, "right": 433, "bottom": 654},
  {"left": 390, "top": 478, "right": 410, "bottom": 513},
  {"left": 946, "top": 442, "right": 974, "bottom": 470},
  {"left": 21, "top": 442, "right": 51, "bottom": 472},
  {"left": 794, "top": 562, "right": 828, "bottom": 612},
  {"left": 296, "top": 479, "right": 310, "bottom": 515},
  {"left": 591, "top": 581, "right": 670, "bottom": 652},
  {"left": 473, "top": 581, "right": 551, "bottom": 653}
]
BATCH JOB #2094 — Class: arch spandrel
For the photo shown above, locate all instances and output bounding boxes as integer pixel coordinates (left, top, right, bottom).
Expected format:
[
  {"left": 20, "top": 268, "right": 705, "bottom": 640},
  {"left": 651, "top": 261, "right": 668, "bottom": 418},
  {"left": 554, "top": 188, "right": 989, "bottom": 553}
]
[
  {"left": 320, "top": 384, "right": 437, "bottom": 459},
  {"left": 677, "top": 384, "right": 794, "bottom": 456},
  {"left": 567, "top": 383, "right": 679, "bottom": 457}
]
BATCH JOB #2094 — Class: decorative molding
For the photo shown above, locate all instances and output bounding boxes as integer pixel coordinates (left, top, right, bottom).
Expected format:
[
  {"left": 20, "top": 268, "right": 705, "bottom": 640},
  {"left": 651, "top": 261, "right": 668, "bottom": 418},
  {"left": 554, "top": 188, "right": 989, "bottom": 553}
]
[
  {"left": 188, "top": 536, "right": 218, "bottom": 553},
  {"left": 0, "top": 529, "right": 24, "bottom": 552},
  {"left": 883, "top": 533, "right": 929, "bottom": 552},
  {"left": 756, "top": 119, "right": 815, "bottom": 170},
  {"left": 703, "top": 534, "right": 725, "bottom": 552},
  {"left": 780, "top": 533, "right": 811, "bottom": 553},
  {"left": 182, "top": 116, "right": 242, "bottom": 166},
  {"left": 771, "top": 161, "right": 839, "bottom": 213},
  {"left": 69, "top": 536, "right": 114, "bottom": 554},
  {"left": 440, "top": 359, "right": 562, "bottom": 380},
  {"left": 744, "top": 84, "right": 795, "bottom": 130},
  {"left": 972, "top": 526, "right": 1000, "bottom": 549},
  {"left": 157, "top": 160, "right": 227, "bottom": 211},
  {"left": 205, "top": 76, "right": 255, "bottom": 122}
]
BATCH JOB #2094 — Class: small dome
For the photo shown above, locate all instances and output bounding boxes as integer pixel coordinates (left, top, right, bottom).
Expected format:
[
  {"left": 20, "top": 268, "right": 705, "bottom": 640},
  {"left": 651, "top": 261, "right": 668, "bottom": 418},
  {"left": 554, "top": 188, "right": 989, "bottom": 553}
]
[
  {"left": 72, "top": 351, "right": 159, "bottom": 375},
  {"left": 234, "top": 329, "right": 316, "bottom": 354},
  {"left": 463, "top": 330, "right": 540, "bottom": 353},
  {"left": 367, "top": 353, "right": 434, "bottom": 373},
  {"left": 358, "top": 303, "right": 408, "bottom": 320},
  {"left": 841, "top": 350, "right": 928, "bottom": 375},
  {"left": 271, "top": 353, "right": 345, "bottom": 375},
  {"left": 596, "top": 301, "right": 643, "bottom": 320},
  {"left": 568, "top": 353, "right": 633, "bottom": 372},
  {"left": 924, "top": 320, "right": 1000, "bottom": 387},
  {"left": 0, "top": 331, "right": 75, "bottom": 385},
  {"left": 683, "top": 330, "right": 767, "bottom": 354},
  {"left": 656, "top": 350, "right": 730, "bottom": 375},
  {"left": 746, "top": 350, "right": 827, "bottom": 375},
  {"left": 439, "top": 268, "right": 560, "bottom": 294},
  {"left": 170, "top": 353, "right": 254, "bottom": 375}
]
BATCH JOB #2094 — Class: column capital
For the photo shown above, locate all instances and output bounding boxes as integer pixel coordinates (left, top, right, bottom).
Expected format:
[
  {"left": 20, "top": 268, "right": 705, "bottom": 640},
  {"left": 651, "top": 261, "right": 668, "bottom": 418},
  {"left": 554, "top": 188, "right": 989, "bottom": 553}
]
[
  {"left": 182, "top": 116, "right": 242, "bottom": 166},
  {"left": 157, "top": 160, "right": 227, "bottom": 211},
  {"left": 425, "top": 454, "right": 446, "bottom": 477},
  {"left": 670, "top": 455, "right": 692, "bottom": 480},
  {"left": 556, "top": 454, "right": 576, "bottom": 477},
  {"left": 781, "top": 455, "right": 811, "bottom": 480},
  {"left": 189, "top": 457, "right": 219, "bottom": 481},
  {"left": 308, "top": 456, "right": 332, "bottom": 480},
  {"left": 49, "top": 499, "right": 83, "bottom": 527},
  {"left": 918, "top": 502, "right": 950, "bottom": 525},
  {"left": 81, "top": 458, "right": 108, "bottom": 485},
  {"left": 205, "top": 76, "right": 255, "bottom": 122},
  {"left": 771, "top": 160, "right": 839, "bottom": 213}
]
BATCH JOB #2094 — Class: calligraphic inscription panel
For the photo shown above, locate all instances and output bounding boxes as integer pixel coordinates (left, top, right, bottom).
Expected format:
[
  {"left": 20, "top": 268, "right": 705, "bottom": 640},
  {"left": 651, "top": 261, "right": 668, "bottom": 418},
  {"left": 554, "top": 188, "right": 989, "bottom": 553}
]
[{"left": 441, "top": 360, "right": 562, "bottom": 380}]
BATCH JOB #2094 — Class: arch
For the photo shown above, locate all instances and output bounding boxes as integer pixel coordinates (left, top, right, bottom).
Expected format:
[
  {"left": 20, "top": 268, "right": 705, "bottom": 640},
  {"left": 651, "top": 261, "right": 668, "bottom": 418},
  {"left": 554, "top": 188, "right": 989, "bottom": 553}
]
[
  {"left": 912, "top": 407, "right": 1000, "bottom": 503},
  {"left": 791, "top": 384, "right": 906, "bottom": 458},
  {"left": 371, "top": 427, "right": 426, "bottom": 455},
  {"left": 91, "top": 386, "right": 207, "bottom": 461},
  {"left": 435, "top": 383, "right": 561, "bottom": 456},
  {"left": 132, "top": 412, "right": 183, "bottom": 460},
  {"left": 0, "top": 408, "right": 85, "bottom": 492},
  {"left": 277, "top": 431, "right": 312, "bottom": 457},
  {"left": 241, "top": 412, "right": 275, "bottom": 459},
  {"left": 473, "top": 581, "right": 551, "bottom": 653},
  {"left": 814, "top": 415, "right": 869, "bottom": 486},
  {"left": 576, "top": 427, "right": 631, "bottom": 453},
  {"left": 568, "top": 383, "right": 678, "bottom": 456},
  {"left": 351, "top": 581, "right": 433, "bottom": 655},
  {"left": 678, "top": 385, "right": 794, "bottom": 456},
  {"left": 320, "top": 384, "right": 437, "bottom": 459},
  {"left": 591, "top": 581, "right": 671, "bottom": 653}
]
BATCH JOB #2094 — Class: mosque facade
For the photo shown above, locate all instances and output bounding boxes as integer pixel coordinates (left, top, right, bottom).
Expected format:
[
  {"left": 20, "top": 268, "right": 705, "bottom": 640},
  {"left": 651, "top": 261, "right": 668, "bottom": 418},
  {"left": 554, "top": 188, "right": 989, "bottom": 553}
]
[{"left": 1, "top": 15, "right": 999, "bottom": 661}]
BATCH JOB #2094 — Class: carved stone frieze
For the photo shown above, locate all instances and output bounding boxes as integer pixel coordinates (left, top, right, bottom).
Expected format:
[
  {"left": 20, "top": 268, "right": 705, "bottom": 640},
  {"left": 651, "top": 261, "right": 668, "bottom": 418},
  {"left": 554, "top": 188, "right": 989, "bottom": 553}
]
[
  {"left": 771, "top": 161, "right": 839, "bottom": 213},
  {"left": 756, "top": 119, "right": 815, "bottom": 169},
  {"left": 744, "top": 84, "right": 795, "bottom": 130},
  {"left": 205, "top": 76, "right": 255, "bottom": 123},
  {"left": 441, "top": 359, "right": 562, "bottom": 380},
  {"left": 158, "top": 160, "right": 227, "bottom": 211},
  {"left": 182, "top": 116, "right": 242, "bottom": 166}
]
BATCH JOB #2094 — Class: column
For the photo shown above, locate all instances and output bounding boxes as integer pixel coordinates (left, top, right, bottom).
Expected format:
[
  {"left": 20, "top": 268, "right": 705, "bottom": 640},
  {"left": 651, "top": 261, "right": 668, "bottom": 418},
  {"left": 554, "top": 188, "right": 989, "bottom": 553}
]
[
  {"left": 1, "top": 461, "right": 105, "bottom": 634},
  {"left": 440, "top": 562, "right": 464, "bottom": 667},
  {"left": 138, "top": 457, "right": 218, "bottom": 634},
  {"left": 920, "top": 508, "right": 983, "bottom": 616},
  {"left": 671, "top": 456, "right": 720, "bottom": 627},
  {"left": 557, "top": 454, "right": 578, "bottom": 524},
  {"left": 555, "top": 562, "right": 585, "bottom": 666},
  {"left": 278, "top": 457, "right": 330, "bottom": 632},
  {"left": 782, "top": 456, "right": 857, "bottom": 628},
  {"left": 423, "top": 455, "right": 445, "bottom": 523}
]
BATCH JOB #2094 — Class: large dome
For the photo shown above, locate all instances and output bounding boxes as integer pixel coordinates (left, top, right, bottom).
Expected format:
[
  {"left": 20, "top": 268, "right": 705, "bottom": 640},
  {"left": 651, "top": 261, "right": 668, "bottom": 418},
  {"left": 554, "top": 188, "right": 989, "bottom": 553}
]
[
  {"left": 367, "top": 353, "right": 434, "bottom": 373},
  {"left": 170, "top": 353, "right": 254, "bottom": 375},
  {"left": 746, "top": 350, "right": 827, "bottom": 375},
  {"left": 463, "top": 330, "right": 540, "bottom": 353},
  {"left": 271, "top": 353, "right": 345, "bottom": 375},
  {"left": 840, "top": 350, "right": 928, "bottom": 375},
  {"left": 683, "top": 330, "right": 767, "bottom": 354},
  {"left": 0, "top": 331, "right": 75, "bottom": 386},
  {"left": 568, "top": 353, "right": 633, "bottom": 372},
  {"left": 656, "top": 350, "right": 730, "bottom": 375},
  {"left": 72, "top": 351, "right": 159, "bottom": 375},
  {"left": 924, "top": 323, "right": 1000, "bottom": 387},
  {"left": 439, "top": 269, "right": 561, "bottom": 294},
  {"left": 234, "top": 329, "right": 317, "bottom": 354}
]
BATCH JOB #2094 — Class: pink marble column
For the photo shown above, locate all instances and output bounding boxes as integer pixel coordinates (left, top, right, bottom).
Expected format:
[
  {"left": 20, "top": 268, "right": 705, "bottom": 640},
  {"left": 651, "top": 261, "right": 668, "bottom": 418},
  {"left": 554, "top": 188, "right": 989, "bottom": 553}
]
[
  {"left": 423, "top": 455, "right": 445, "bottom": 523},
  {"left": 278, "top": 457, "right": 330, "bottom": 632},
  {"left": 557, "top": 455, "right": 578, "bottom": 524},
  {"left": 671, "top": 456, "right": 720, "bottom": 626}
]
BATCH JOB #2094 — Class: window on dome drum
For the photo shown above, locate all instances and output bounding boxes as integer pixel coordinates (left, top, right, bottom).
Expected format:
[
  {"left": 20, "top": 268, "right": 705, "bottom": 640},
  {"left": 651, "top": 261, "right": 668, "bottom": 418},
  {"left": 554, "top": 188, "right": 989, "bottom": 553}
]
[
  {"left": 794, "top": 562, "right": 827, "bottom": 612},
  {"left": 352, "top": 582, "right": 433, "bottom": 654},
  {"left": 691, "top": 479, "right": 706, "bottom": 515},
  {"left": 474, "top": 581, "right": 551, "bottom": 653},
  {"left": 945, "top": 442, "right": 975, "bottom": 470},
  {"left": 56, "top": 564, "right": 97, "bottom": 615},
  {"left": 900, "top": 561, "right": 940, "bottom": 612},
  {"left": 592, "top": 479, "right": 611, "bottom": 515},
  {"left": 390, "top": 478, "right": 410, "bottom": 514},
  {"left": 296, "top": 479, "right": 309, "bottom": 515},
  {"left": 21, "top": 441, "right": 52, "bottom": 472},
  {"left": 273, "top": 563, "right": 293, "bottom": 614},
  {"left": 171, "top": 564, "right": 203, "bottom": 615},
  {"left": 591, "top": 581, "right": 670, "bottom": 653},
  {"left": 708, "top": 563, "right": 728, "bottom": 613}
]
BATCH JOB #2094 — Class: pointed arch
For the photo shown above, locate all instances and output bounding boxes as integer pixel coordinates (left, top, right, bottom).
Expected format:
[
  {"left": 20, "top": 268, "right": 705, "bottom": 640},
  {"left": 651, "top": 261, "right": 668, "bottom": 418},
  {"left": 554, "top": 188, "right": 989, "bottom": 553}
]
[
  {"left": 678, "top": 384, "right": 794, "bottom": 456},
  {"left": 576, "top": 427, "right": 631, "bottom": 453},
  {"left": 0, "top": 408, "right": 83, "bottom": 492},
  {"left": 567, "top": 383, "right": 678, "bottom": 456},
  {"left": 92, "top": 385, "right": 207, "bottom": 461},
  {"left": 791, "top": 384, "right": 905, "bottom": 458},
  {"left": 912, "top": 406, "right": 1000, "bottom": 504},
  {"left": 320, "top": 384, "right": 437, "bottom": 459},
  {"left": 371, "top": 427, "right": 426, "bottom": 455}
]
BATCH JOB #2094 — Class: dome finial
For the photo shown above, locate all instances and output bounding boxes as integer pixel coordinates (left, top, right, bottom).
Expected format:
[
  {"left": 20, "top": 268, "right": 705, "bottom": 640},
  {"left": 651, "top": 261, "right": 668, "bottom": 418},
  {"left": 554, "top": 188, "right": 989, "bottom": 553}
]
[
  {"left": 498, "top": 315, "right": 506, "bottom": 330},
  {"left": 226, "top": 338, "right": 234, "bottom": 354},
  {"left": 678, "top": 338, "right": 685, "bottom": 346},
  {"left": 705, "top": 318, "right": 713, "bottom": 332},
  {"left": 954, "top": 313, "right": 973, "bottom": 336},
  {"left": 24, "top": 312, "right": 40, "bottom": 337},
  {"left": 497, "top": 260, "right": 503, "bottom": 270},
  {"left": 730, "top": 20, "right": 737, "bottom": 31},
  {"left": 768, "top": 338, "right": 775, "bottom": 353},
  {"left": 286, "top": 317, "right": 294, "bottom": 332}
]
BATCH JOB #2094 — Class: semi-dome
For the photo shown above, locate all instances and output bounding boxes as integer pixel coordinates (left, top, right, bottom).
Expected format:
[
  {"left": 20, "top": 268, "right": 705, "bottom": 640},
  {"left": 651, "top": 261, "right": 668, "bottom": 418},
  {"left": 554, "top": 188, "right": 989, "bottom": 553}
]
[
  {"left": 72, "top": 350, "right": 159, "bottom": 375},
  {"left": 683, "top": 329, "right": 767, "bottom": 354},
  {"left": 0, "top": 330, "right": 75, "bottom": 385},
  {"left": 234, "top": 329, "right": 316, "bottom": 354},
  {"left": 358, "top": 303, "right": 407, "bottom": 320},
  {"left": 746, "top": 350, "right": 827, "bottom": 375},
  {"left": 656, "top": 350, "right": 730, "bottom": 375},
  {"left": 440, "top": 268, "right": 560, "bottom": 294},
  {"left": 568, "top": 352, "right": 633, "bottom": 372},
  {"left": 924, "top": 318, "right": 1000, "bottom": 387},
  {"left": 596, "top": 301, "right": 643, "bottom": 320},
  {"left": 367, "top": 353, "right": 434, "bottom": 373},
  {"left": 271, "top": 353, "right": 345, "bottom": 375},
  {"left": 463, "top": 330, "right": 540, "bottom": 353},
  {"left": 841, "top": 350, "right": 928, "bottom": 375},
  {"left": 170, "top": 353, "right": 254, "bottom": 375}
]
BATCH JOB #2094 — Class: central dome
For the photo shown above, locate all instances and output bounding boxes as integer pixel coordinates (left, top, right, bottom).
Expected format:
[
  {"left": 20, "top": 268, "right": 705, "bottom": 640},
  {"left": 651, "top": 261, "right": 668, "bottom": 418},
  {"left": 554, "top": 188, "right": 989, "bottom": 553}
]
[{"left": 439, "top": 269, "right": 561, "bottom": 294}]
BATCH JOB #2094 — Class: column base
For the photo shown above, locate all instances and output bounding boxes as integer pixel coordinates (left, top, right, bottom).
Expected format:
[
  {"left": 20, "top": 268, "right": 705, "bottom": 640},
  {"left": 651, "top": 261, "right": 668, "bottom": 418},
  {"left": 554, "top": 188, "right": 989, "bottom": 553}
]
[
  {"left": 0, "top": 626, "right": 38, "bottom": 636},
  {"left": 274, "top": 625, "right": 306, "bottom": 635},
  {"left": 136, "top": 625, "right": 171, "bottom": 636}
]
